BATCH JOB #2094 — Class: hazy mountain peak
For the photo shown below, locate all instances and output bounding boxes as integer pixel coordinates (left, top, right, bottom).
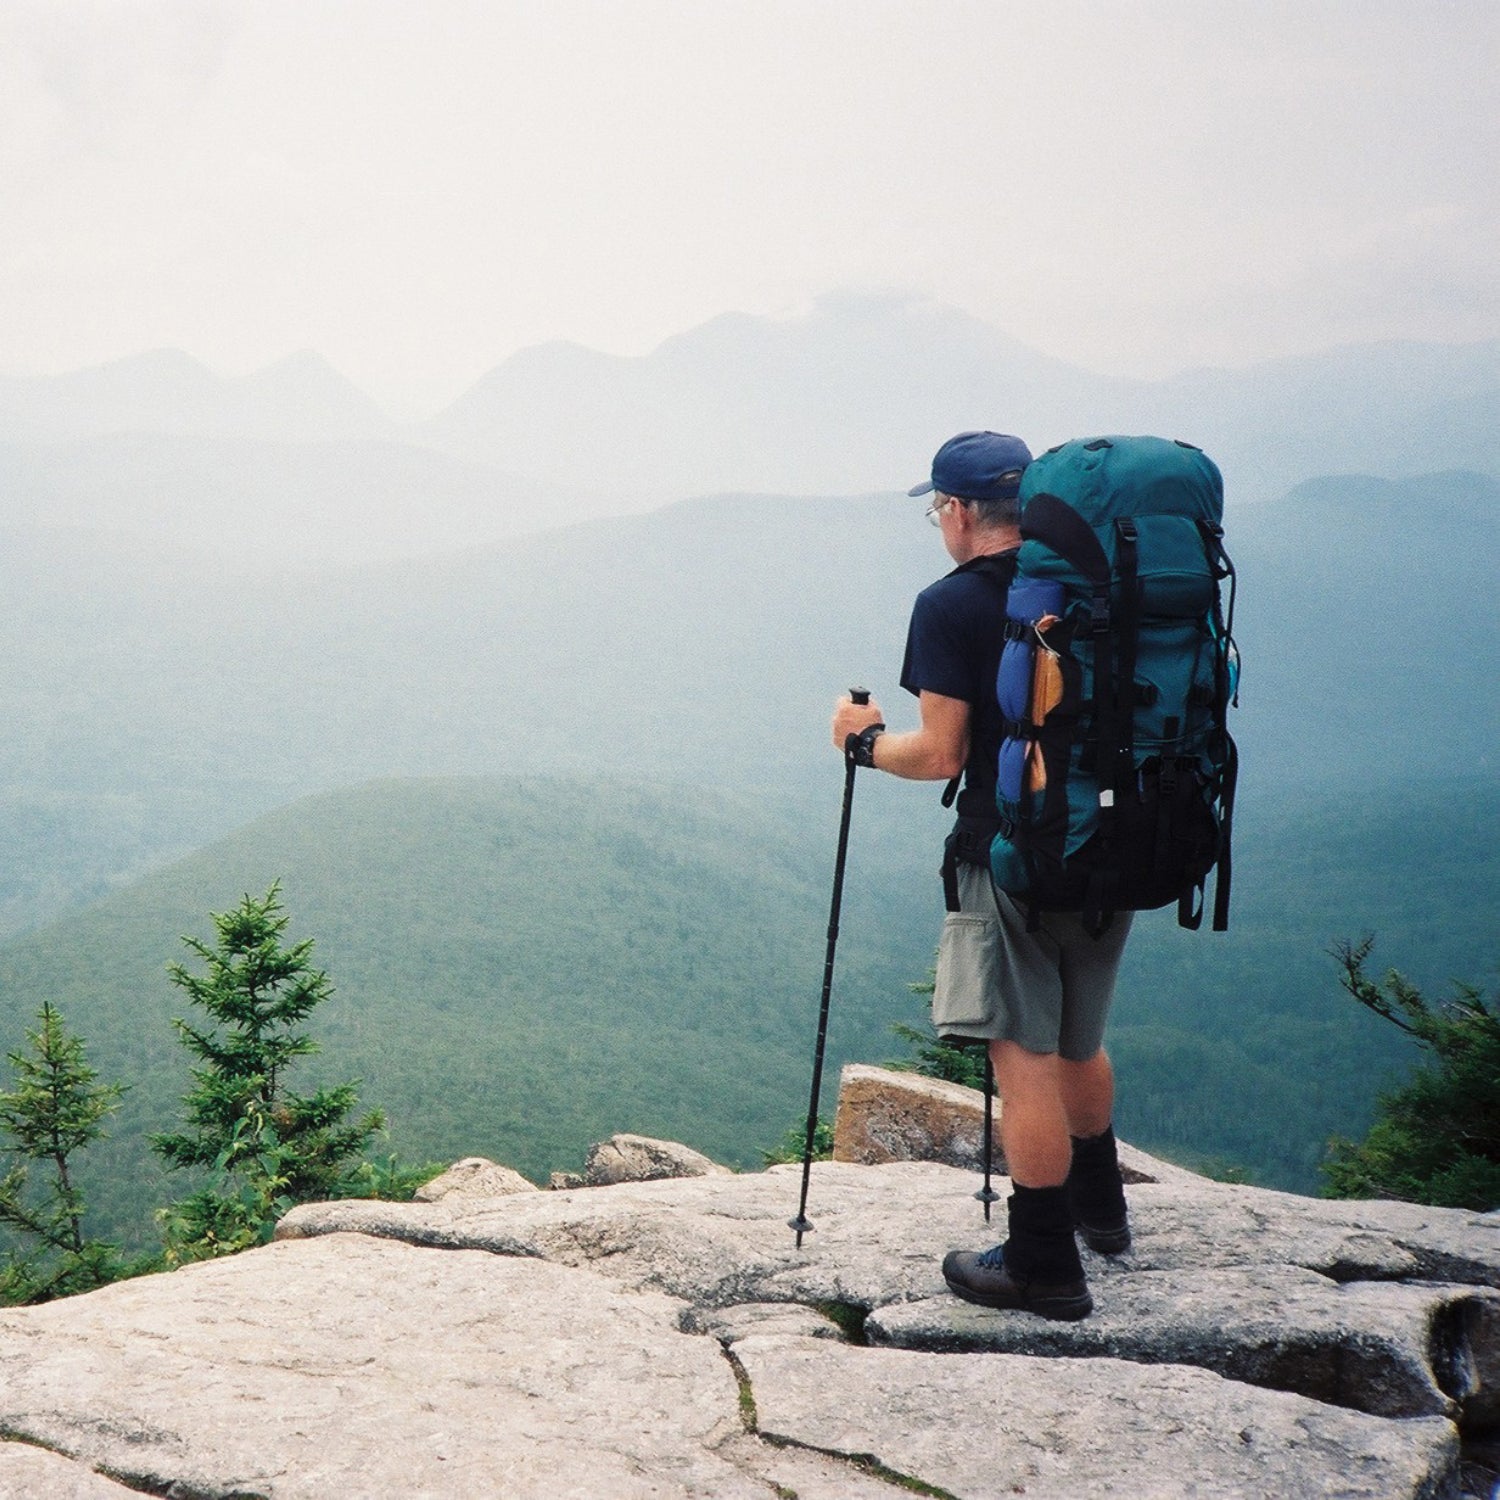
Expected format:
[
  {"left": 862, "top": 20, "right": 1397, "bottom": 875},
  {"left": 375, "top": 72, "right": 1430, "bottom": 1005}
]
[
  {"left": 0, "top": 345, "right": 393, "bottom": 447},
  {"left": 46, "top": 347, "right": 220, "bottom": 404},
  {"left": 79, "top": 346, "right": 217, "bottom": 380},
  {"left": 646, "top": 291, "right": 1072, "bottom": 375},
  {"left": 230, "top": 349, "right": 394, "bottom": 432},
  {"left": 424, "top": 294, "right": 1144, "bottom": 494},
  {"left": 247, "top": 348, "right": 351, "bottom": 382}
]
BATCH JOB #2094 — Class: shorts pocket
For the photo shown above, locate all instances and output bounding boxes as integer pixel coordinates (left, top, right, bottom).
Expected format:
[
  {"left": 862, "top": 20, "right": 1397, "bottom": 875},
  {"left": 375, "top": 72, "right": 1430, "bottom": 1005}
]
[{"left": 933, "top": 912, "right": 998, "bottom": 1030}]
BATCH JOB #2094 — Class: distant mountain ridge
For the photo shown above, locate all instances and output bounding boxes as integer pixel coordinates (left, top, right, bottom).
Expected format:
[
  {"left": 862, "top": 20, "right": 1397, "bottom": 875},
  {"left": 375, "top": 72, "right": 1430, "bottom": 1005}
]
[
  {"left": 0, "top": 348, "right": 395, "bottom": 445},
  {"left": 421, "top": 297, "right": 1130, "bottom": 497},
  {"left": 420, "top": 297, "right": 1500, "bottom": 501},
  {"left": 1, "top": 297, "right": 1495, "bottom": 566},
  {"left": 0, "top": 432, "right": 581, "bottom": 564}
]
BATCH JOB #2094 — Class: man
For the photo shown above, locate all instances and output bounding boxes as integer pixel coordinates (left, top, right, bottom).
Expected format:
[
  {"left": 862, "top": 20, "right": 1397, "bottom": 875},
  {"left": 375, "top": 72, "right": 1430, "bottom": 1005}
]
[{"left": 830, "top": 430, "right": 1132, "bottom": 1322}]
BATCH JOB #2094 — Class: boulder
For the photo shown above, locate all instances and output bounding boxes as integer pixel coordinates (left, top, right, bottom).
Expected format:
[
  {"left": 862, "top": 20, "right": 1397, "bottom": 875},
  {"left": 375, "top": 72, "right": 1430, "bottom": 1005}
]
[
  {"left": 833, "top": 1062, "right": 1164, "bottom": 1184},
  {"left": 833, "top": 1062, "right": 1005, "bottom": 1172},
  {"left": 0, "top": 1234, "right": 763, "bottom": 1499},
  {"left": 582, "top": 1132, "right": 732, "bottom": 1186},
  {"left": 413, "top": 1155, "right": 538, "bottom": 1201},
  {"left": 276, "top": 1154, "right": 1500, "bottom": 1436},
  {"left": 869, "top": 1265, "right": 1496, "bottom": 1420},
  {"left": 737, "top": 1334, "right": 1455, "bottom": 1500},
  {"left": 0, "top": 1442, "right": 139, "bottom": 1496}
]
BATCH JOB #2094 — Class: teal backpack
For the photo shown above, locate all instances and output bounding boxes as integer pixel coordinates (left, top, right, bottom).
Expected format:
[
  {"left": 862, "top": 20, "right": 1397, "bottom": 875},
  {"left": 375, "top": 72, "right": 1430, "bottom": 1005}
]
[{"left": 990, "top": 435, "right": 1239, "bottom": 934}]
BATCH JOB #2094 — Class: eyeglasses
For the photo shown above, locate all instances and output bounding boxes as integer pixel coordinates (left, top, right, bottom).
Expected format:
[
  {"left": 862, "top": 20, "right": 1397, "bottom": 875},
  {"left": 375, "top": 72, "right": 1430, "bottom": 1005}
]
[{"left": 925, "top": 496, "right": 964, "bottom": 526}]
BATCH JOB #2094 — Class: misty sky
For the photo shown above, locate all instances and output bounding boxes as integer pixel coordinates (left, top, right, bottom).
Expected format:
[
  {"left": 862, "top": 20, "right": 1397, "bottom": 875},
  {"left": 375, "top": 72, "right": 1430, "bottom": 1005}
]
[{"left": 3, "top": 0, "right": 1495, "bottom": 414}]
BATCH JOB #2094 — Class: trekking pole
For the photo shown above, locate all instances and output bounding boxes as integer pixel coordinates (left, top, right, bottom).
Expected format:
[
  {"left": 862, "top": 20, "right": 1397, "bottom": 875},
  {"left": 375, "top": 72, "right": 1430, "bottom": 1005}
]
[
  {"left": 790, "top": 687, "right": 870, "bottom": 1247},
  {"left": 976, "top": 1050, "right": 1000, "bottom": 1222}
]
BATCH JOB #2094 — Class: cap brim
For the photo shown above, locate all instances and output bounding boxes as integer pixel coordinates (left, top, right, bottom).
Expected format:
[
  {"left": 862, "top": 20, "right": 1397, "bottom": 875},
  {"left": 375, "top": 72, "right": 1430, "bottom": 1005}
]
[{"left": 907, "top": 480, "right": 935, "bottom": 498}]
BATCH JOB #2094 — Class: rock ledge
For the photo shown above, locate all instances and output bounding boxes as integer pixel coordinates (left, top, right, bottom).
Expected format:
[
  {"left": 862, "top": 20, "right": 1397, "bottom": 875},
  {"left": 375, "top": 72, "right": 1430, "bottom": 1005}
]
[{"left": 1, "top": 1065, "right": 1495, "bottom": 1498}]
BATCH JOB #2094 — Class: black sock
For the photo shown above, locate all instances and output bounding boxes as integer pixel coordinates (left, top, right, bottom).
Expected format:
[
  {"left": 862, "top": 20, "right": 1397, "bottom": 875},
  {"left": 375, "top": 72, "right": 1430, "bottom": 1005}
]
[
  {"left": 1067, "top": 1126, "right": 1127, "bottom": 1226},
  {"left": 1005, "top": 1184, "right": 1084, "bottom": 1282}
]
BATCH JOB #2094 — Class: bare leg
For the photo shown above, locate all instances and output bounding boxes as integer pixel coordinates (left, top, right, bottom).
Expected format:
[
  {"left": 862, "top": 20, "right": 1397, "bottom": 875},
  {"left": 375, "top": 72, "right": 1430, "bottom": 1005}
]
[
  {"left": 990, "top": 1039, "right": 1071, "bottom": 1188},
  {"left": 1059, "top": 1048, "right": 1114, "bottom": 1139}
]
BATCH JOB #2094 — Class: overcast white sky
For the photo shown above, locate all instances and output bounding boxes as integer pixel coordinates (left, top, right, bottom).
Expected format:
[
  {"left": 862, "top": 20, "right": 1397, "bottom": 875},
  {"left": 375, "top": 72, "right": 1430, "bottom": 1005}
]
[{"left": 3, "top": 0, "right": 1495, "bottom": 413}]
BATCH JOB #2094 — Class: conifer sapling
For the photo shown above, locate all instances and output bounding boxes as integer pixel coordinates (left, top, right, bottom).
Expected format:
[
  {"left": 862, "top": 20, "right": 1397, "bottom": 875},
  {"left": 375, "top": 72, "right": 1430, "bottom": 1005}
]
[
  {"left": 153, "top": 883, "right": 382, "bottom": 1260},
  {"left": 0, "top": 1002, "right": 124, "bottom": 1303}
]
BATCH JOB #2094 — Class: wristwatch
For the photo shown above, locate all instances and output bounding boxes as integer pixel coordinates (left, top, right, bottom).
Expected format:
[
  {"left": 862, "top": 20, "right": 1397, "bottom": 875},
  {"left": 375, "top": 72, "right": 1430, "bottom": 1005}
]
[{"left": 846, "top": 723, "right": 886, "bottom": 768}]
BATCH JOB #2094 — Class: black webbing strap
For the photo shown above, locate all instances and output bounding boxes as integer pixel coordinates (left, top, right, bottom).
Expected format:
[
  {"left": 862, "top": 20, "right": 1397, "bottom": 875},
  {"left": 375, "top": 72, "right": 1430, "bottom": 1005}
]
[
  {"left": 1155, "top": 757, "right": 1181, "bottom": 885},
  {"left": 941, "top": 838, "right": 962, "bottom": 912},
  {"left": 1212, "top": 736, "right": 1239, "bottom": 932},
  {"left": 941, "top": 824, "right": 996, "bottom": 913},
  {"left": 1197, "top": 519, "right": 1239, "bottom": 932},
  {"left": 938, "top": 550, "right": 1019, "bottom": 820},
  {"left": 1199, "top": 520, "right": 1239, "bottom": 708},
  {"left": 1199, "top": 520, "right": 1236, "bottom": 622},
  {"left": 1081, "top": 573, "right": 1120, "bottom": 938},
  {"left": 1020, "top": 494, "right": 1110, "bottom": 586},
  {"left": 1082, "top": 520, "right": 1139, "bottom": 938},
  {"left": 1112, "top": 519, "right": 1140, "bottom": 776},
  {"left": 1178, "top": 884, "right": 1204, "bottom": 930}
]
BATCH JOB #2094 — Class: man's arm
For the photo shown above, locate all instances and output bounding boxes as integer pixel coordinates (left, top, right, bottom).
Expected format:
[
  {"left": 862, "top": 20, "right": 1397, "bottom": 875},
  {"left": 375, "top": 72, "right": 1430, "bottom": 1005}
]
[{"left": 830, "top": 689, "right": 970, "bottom": 782}]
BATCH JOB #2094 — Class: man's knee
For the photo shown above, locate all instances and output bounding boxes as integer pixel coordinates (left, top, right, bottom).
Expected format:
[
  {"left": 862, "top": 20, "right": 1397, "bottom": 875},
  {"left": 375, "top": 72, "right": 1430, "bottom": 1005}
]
[
  {"left": 1060, "top": 1047, "right": 1111, "bottom": 1074},
  {"left": 1059, "top": 1048, "right": 1115, "bottom": 1136},
  {"left": 990, "top": 1038, "right": 1061, "bottom": 1095}
]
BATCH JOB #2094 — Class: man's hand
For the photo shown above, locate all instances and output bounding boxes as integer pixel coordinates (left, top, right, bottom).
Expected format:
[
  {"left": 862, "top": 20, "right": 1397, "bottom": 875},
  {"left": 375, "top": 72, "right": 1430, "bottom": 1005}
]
[
  {"left": 832, "top": 693, "right": 885, "bottom": 751},
  {"left": 829, "top": 690, "right": 970, "bottom": 780}
]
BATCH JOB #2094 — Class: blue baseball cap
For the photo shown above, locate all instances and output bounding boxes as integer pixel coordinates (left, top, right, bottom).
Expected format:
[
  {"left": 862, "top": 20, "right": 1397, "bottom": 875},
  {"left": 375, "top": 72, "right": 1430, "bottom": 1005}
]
[{"left": 907, "top": 431, "right": 1032, "bottom": 502}]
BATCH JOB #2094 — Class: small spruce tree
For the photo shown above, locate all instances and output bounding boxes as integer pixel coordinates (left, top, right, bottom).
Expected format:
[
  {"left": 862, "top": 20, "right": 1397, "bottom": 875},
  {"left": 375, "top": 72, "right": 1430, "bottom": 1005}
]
[
  {"left": 0, "top": 1003, "right": 124, "bottom": 1304},
  {"left": 889, "top": 967, "right": 989, "bottom": 1092},
  {"left": 1322, "top": 937, "right": 1500, "bottom": 1211},
  {"left": 760, "top": 1115, "right": 834, "bottom": 1167},
  {"left": 153, "top": 883, "right": 383, "bottom": 1262}
]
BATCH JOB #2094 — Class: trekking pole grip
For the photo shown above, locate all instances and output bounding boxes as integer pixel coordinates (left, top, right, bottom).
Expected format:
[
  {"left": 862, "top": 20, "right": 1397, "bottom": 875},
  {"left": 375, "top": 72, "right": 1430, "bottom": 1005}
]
[{"left": 850, "top": 687, "right": 870, "bottom": 705}]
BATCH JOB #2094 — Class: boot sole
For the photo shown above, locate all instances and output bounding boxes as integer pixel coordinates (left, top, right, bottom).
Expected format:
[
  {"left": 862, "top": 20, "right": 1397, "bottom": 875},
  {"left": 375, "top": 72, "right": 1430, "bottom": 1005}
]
[
  {"left": 1077, "top": 1223, "right": 1131, "bottom": 1256},
  {"left": 943, "top": 1275, "right": 1094, "bottom": 1321}
]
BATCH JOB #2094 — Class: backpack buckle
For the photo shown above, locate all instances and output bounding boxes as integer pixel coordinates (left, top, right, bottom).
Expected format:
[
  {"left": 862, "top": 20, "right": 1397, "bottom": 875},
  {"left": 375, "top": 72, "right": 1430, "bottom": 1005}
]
[{"left": 1089, "top": 588, "right": 1110, "bottom": 634}]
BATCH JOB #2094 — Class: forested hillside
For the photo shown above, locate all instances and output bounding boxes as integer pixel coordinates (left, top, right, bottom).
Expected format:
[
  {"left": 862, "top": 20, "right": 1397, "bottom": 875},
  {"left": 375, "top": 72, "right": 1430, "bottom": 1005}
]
[
  {"left": 1110, "top": 774, "right": 1499, "bottom": 1187},
  {"left": 1, "top": 469, "right": 1495, "bottom": 937},
  {"left": 2, "top": 768, "right": 1493, "bottom": 1249},
  {"left": 1, "top": 402, "right": 1495, "bottom": 1248},
  {"left": 0, "top": 777, "right": 934, "bottom": 1246}
]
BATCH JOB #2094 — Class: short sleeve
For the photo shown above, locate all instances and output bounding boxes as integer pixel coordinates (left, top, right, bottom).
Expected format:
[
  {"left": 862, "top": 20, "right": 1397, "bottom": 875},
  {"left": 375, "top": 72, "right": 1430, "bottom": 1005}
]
[{"left": 900, "top": 577, "right": 986, "bottom": 703}]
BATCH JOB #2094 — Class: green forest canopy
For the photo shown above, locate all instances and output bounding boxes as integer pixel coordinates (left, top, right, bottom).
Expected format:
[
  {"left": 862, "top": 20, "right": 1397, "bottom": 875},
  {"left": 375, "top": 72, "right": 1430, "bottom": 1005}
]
[{"left": 0, "top": 770, "right": 1492, "bottom": 1251}]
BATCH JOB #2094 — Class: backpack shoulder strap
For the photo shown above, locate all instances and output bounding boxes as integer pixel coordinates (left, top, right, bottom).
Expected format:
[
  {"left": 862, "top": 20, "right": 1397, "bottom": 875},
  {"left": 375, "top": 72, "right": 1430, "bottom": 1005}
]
[
  {"left": 959, "top": 549, "right": 1020, "bottom": 591},
  {"left": 1021, "top": 493, "right": 1109, "bottom": 583},
  {"left": 938, "top": 549, "right": 1018, "bottom": 810}
]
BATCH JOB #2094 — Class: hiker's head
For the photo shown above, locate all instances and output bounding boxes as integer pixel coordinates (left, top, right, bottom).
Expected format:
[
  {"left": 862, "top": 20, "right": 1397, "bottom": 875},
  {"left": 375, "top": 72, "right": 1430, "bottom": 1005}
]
[
  {"left": 909, "top": 431, "right": 1031, "bottom": 537},
  {"left": 910, "top": 431, "right": 1030, "bottom": 528}
]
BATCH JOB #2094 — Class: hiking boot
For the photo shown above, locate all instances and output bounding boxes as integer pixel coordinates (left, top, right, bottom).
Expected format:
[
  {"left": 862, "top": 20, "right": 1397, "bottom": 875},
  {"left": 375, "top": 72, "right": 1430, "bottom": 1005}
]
[
  {"left": 1075, "top": 1216, "right": 1132, "bottom": 1256},
  {"left": 942, "top": 1244, "right": 1093, "bottom": 1321}
]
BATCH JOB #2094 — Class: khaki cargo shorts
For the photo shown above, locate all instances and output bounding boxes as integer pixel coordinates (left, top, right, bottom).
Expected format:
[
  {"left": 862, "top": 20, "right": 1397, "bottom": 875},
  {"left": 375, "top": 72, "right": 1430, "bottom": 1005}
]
[{"left": 932, "top": 861, "right": 1132, "bottom": 1060}]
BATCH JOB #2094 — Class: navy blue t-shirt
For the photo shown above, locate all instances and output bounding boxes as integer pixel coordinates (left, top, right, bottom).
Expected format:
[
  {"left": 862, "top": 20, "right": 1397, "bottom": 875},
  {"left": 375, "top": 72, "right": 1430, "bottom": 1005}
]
[{"left": 899, "top": 551, "right": 1017, "bottom": 830}]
